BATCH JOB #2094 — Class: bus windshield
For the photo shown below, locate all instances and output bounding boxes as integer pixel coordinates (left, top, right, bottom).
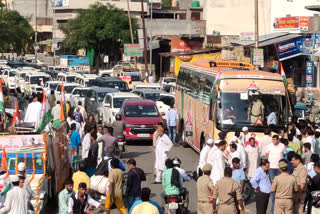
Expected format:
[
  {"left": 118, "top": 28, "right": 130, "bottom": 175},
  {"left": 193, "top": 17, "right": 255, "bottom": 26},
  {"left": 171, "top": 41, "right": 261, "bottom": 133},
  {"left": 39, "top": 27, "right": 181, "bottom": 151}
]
[{"left": 216, "top": 79, "right": 288, "bottom": 132}]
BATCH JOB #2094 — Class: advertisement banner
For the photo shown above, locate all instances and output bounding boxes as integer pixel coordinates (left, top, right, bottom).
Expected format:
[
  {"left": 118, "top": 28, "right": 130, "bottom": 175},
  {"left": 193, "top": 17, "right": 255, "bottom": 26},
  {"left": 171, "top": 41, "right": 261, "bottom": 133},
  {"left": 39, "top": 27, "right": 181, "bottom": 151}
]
[
  {"left": 314, "top": 33, "right": 320, "bottom": 49},
  {"left": 273, "top": 16, "right": 309, "bottom": 30},
  {"left": 306, "top": 61, "right": 313, "bottom": 75},
  {"left": 0, "top": 135, "right": 44, "bottom": 153},
  {"left": 303, "top": 38, "right": 313, "bottom": 55},
  {"left": 252, "top": 49, "right": 264, "bottom": 67},
  {"left": 240, "top": 32, "right": 254, "bottom": 42},
  {"left": 124, "top": 44, "right": 143, "bottom": 57},
  {"left": 275, "top": 37, "right": 303, "bottom": 61}
]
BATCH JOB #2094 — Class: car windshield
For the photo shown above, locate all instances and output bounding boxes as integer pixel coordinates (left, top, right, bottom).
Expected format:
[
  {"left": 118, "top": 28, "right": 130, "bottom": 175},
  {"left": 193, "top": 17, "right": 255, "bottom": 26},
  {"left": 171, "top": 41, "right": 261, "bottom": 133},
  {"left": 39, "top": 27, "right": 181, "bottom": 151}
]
[
  {"left": 124, "top": 105, "right": 159, "bottom": 117},
  {"left": 113, "top": 97, "right": 129, "bottom": 108},
  {"left": 97, "top": 92, "right": 106, "bottom": 103},
  {"left": 65, "top": 85, "right": 78, "bottom": 93},
  {"left": 130, "top": 75, "right": 140, "bottom": 81},
  {"left": 66, "top": 76, "right": 76, "bottom": 82},
  {"left": 159, "top": 95, "right": 175, "bottom": 106},
  {"left": 79, "top": 89, "right": 89, "bottom": 97},
  {"left": 164, "top": 78, "right": 176, "bottom": 83},
  {"left": 49, "top": 83, "right": 59, "bottom": 90},
  {"left": 145, "top": 93, "right": 160, "bottom": 101},
  {"left": 105, "top": 82, "right": 128, "bottom": 91},
  {"left": 216, "top": 79, "right": 288, "bottom": 132},
  {"left": 20, "top": 73, "right": 26, "bottom": 78},
  {"left": 30, "top": 76, "right": 49, "bottom": 84},
  {"left": 7, "top": 153, "right": 43, "bottom": 174},
  {"left": 9, "top": 71, "right": 16, "bottom": 77}
]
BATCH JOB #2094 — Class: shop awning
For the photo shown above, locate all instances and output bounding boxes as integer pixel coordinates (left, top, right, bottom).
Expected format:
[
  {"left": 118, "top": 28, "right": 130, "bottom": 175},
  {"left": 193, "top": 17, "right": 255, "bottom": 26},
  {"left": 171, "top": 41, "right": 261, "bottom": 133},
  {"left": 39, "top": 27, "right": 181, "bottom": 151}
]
[
  {"left": 159, "top": 48, "right": 221, "bottom": 57},
  {"left": 231, "top": 32, "right": 302, "bottom": 47}
]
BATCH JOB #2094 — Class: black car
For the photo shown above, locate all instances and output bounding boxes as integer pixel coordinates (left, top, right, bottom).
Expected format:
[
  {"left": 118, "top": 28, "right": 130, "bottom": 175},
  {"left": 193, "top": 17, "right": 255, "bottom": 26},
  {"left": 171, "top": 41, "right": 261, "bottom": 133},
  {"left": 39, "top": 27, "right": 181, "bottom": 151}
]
[{"left": 94, "top": 77, "right": 130, "bottom": 92}]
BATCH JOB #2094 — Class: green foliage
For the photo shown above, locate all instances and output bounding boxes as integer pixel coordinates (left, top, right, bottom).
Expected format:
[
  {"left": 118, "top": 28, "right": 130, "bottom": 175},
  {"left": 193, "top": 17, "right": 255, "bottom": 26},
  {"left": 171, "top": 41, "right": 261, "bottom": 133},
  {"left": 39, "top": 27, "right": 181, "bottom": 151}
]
[
  {"left": 162, "top": 0, "right": 172, "bottom": 7},
  {"left": 62, "top": 3, "right": 138, "bottom": 67},
  {"left": 0, "top": 9, "right": 34, "bottom": 54}
]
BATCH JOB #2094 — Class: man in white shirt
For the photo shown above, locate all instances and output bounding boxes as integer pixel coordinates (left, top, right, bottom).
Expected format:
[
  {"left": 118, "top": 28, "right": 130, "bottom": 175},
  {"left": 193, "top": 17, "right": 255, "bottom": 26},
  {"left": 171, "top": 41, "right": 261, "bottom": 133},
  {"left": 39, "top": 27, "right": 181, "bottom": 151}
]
[
  {"left": 228, "top": 143, "right": 241, "bottom": 166},
  {"left": 0, "top": 175, "right": 28, "bottom": 214},
  {"left": 81, "top": 126, "right": 95, "bottom": 159},
  {"left": 24, "top": 94, "right": 42, "bottom": 130},
  {"left": 258, "top": 128, "right": 272, "bottom": 159},
  {"left": 197, "top": 138, "right": 214, "bottom": 176},
  {"left": 306, "top": 129, "right": 316, "bottom": 152},
  {"left": 17, "top": 162, "right": 35, "bottom": 200},
  {"left": 239, "top": 126, "right": 249, "bottom": 145},
  {"left": 69, "top": 115, "right": 81, "bottom": 133},
  {"left": 208, "top": 140, "right": 227, "bottom": 184},
  {"left": 265, "top": 134, "right": 285, "bottom": 214},
  {"left": 51, "top": 100, "right": 61, "bottom": 122}
]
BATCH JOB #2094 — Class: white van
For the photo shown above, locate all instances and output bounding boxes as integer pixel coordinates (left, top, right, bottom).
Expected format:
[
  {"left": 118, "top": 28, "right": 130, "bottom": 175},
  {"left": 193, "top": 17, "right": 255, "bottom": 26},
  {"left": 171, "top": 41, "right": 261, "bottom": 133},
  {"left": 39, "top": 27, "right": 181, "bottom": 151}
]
[
  {"left": 75, "top": 74, "right": 99, "bottom": 87},
  {"left": 24, "top": 72, "right": 51, "bottom": 97},
  {"left": 134, "top": 83, "right": 161, "bottom": 90},
  {"left": 57, "top": 72, "right": 78, "bottom": 83}
]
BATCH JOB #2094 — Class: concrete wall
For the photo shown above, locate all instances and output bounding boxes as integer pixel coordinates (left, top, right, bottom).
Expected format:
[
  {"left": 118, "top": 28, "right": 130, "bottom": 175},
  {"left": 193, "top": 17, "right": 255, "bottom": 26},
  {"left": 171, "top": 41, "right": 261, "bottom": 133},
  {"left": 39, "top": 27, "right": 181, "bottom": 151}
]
[
  {"left": 203, "top": 0, "right": 271, "bottom": 36},
  {"left": 13, "top": 0, "right": 53, "bottom": 24},
  {"left": 144, "top": 19, "right": 206, "bottom": 36}
]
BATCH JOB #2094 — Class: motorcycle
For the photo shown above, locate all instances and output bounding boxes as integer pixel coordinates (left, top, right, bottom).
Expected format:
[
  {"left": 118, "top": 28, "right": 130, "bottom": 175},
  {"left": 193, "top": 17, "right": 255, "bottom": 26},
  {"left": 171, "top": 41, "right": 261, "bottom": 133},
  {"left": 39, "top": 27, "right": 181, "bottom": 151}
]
[
  {"left": 114, "top": 136, "right": 126, "bottom": 159},
  {"left": 166, "top": 190, "right": 189, "bottom": 214}
]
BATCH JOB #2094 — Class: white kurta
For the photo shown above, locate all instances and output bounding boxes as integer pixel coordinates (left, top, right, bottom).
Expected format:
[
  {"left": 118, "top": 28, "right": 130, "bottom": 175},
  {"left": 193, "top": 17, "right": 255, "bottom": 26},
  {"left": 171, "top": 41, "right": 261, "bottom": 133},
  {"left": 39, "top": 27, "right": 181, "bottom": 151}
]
[
  {"left": 208, "top": 149, "right": 225, "bottom": 185},
  {"left": 245, "top": 145, "right": 259, "bottom": 178},
  {"left": 198, "top": 145, "right": 211, "bottom": 170},
  {"left": 258, "top": 135, "right": 272, "bottom": 158},
  {"left": 0, "top": 186, "right": 28, "bottom": 214},
  {"left": 227, "top": 150, "right": 241, "bottom": 166},
  {"left": 24, "top": 101, "right": 42, "bottom": 129},
  {"left": 155, "top": 134, "right": 173, "bottom": 171},
  {"left": 81, "top": 133, "right": 91, "bottom": 159}
]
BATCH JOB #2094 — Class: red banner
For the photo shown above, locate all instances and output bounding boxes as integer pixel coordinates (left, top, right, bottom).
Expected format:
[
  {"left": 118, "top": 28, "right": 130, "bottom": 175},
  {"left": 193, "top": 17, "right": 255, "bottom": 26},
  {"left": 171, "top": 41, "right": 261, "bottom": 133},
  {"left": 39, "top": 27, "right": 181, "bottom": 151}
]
[{"left": 273, "top": 16, "right": 309, "bottom": 30}]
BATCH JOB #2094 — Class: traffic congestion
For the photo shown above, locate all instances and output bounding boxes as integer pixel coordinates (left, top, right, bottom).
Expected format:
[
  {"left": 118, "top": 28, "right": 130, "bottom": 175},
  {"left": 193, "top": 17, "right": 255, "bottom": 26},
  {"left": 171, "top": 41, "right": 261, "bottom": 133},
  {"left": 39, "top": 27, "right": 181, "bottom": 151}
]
[{"left": 0, "top": 58, "right": 320, "bottom": 214}]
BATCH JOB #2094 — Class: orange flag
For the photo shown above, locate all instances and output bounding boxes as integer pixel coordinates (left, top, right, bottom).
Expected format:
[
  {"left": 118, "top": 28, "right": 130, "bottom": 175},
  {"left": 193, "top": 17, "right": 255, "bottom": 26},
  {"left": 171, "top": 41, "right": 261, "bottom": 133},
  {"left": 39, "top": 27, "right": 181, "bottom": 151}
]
[
  {"left": 10, "top": 100, "right": 21, "bottom": 132},
  {"left": 1, "top": 147, "right": 8, "bottom": 173}
]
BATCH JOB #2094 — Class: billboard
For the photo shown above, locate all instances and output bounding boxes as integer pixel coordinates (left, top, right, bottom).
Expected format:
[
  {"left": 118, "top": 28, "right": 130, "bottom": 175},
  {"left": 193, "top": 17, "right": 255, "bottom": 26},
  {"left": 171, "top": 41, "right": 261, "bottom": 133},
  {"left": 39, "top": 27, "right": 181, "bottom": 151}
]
[
  {"left": 240, "top": 32, "right": 254, "bottom": 42},
  {"left": 54, "top": 0, "right": 69, "bottom": 7},
  {"left": 275, "top": 37, "right": 303, "bottom": 61},
  {"left": 273, "top": 16, "right": 309, "bottom": 31},
  {"left": 124, "top": 44, "right": 143, "bottom": 57}
]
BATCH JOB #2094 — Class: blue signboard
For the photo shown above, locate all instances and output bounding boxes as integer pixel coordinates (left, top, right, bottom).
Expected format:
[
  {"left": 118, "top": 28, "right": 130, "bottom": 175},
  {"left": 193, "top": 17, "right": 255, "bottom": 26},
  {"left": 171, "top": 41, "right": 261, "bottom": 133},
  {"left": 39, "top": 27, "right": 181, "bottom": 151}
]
[
  {"left": 275, "top": 37, "right": 303, "bottom": 61},
  {"left": 306, "top": 61, "right": 313, "bottom": 75},
  {"left": 314, "top": 33, "right": 320, "bottom": 49}
]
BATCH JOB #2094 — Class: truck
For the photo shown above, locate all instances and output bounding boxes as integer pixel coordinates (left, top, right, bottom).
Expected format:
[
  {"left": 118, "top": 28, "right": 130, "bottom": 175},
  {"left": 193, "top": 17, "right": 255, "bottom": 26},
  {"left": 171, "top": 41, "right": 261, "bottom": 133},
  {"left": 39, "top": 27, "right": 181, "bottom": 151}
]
[{"left": 0, "top": 122, "right": 71, "bottom": 213}]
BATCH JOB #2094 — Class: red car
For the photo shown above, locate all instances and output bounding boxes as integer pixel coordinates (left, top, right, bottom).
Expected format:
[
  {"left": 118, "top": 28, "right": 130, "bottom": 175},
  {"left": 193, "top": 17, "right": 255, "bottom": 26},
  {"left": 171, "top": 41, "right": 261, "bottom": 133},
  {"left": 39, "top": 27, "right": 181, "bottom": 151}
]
[{"left": 121, "top": 99, "right": 163, "bottom": 140}]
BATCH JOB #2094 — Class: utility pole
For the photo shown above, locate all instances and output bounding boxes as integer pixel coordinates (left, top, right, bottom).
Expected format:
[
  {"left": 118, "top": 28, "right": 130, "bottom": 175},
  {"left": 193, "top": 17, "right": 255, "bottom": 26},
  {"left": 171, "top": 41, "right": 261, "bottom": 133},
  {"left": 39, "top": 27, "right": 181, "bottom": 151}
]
[
  {"left": 149, "top": 0, "right": 153, "bottom": 77},
  {"left": 53, "top": 5, "right": 56, "bottom": 69},
  {"left": 127, "top": 0, "right": 137, "bottom": 70},
  {"left": 35, "top": 0, "right": 38, "bottom": 62},
  {"left": 254, "top": 0, "right": 259, "bottom": 48},
  {"left": 141, "top": 0, "right": 148, "bottom": 79}
]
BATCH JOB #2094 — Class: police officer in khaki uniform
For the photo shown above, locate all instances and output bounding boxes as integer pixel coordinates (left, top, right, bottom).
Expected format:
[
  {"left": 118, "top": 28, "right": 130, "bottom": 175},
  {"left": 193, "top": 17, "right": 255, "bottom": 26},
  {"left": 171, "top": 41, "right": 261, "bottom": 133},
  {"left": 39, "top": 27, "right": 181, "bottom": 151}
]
[
  {"left": 248, "top": 95, "right": 264, "bottom": 124},
  {"left": 212, "top": 167, "right": 245, "bottom": 214},
  {"left": 271, "top": 159, "right": 298, "bottom": 214},
  {"left": 291, "top": 154, "right": 308, "bottom": 214},
  {"left": 197, "top": 164, "right": 214, "bottom": 214}
]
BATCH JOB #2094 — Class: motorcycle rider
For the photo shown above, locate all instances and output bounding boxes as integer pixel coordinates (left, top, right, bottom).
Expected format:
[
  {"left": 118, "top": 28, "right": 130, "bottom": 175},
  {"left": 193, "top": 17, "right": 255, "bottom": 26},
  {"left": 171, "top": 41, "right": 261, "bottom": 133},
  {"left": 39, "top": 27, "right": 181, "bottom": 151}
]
[{"left": 172, "top": 157, "right": 191, "bottom": 204}]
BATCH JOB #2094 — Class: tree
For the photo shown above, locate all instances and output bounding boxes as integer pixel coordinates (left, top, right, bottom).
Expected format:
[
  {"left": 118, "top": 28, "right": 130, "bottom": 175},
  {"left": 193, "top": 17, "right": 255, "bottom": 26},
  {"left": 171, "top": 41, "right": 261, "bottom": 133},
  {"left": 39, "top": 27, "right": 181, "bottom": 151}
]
[
  {"left": 62, "top": 3, "right": 138, "bottom": 67},
  {"left": 0, "top": 6, "right": 34, "bottom": 54}
]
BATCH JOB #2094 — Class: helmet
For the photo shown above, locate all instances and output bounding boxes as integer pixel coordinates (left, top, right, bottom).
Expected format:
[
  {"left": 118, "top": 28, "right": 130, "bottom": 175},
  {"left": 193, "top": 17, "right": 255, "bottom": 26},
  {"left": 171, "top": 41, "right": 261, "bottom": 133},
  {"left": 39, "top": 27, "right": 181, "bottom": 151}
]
[
  {"left": 116, "top": 114, "right": 122, "bottom": 121},
  {"left": 172, "top": 157, "right": 181, "bottom": 166}
]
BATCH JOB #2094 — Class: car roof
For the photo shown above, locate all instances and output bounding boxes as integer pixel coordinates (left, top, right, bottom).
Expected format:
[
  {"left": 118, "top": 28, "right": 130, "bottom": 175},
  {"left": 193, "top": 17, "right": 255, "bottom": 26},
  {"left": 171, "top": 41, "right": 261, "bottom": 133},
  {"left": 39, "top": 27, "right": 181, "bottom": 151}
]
[
  {"left": 123, "top": 99, "right": 156, "bottom": 106},
  {"left": 57, "top": 83, "right": 82, "bottom": 86},
  {"left": 89, "top": 87, "right": 119, "bottom": 93},
  {"left": 133, "top": 89, "right": 166, "bottom": 94},
  {"left": 95, "top": 77, "right": 124, "bottom": 82},
  {"left": 135, "top": 83, "right": 160, "bottom": 86},
  {"left": 46, "top": 81, "right": 61, "bottom": 84},
  {"left": 27, "top": 72, "right": 50, "bottom": 76},
  {"left": 109, "top": 92, "right": 140, "bottom": 98}
]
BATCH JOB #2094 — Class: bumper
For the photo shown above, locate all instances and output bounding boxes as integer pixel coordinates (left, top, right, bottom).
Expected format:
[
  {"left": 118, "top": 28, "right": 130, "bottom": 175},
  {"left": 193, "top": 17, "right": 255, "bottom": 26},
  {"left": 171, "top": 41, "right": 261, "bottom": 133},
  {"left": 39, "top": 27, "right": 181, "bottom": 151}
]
[
  {"left": 124, "top": 133, "right": 153, "bottom": 140},
  {"left": 124, "top": 126, "right": 156, "bottom": 140}
]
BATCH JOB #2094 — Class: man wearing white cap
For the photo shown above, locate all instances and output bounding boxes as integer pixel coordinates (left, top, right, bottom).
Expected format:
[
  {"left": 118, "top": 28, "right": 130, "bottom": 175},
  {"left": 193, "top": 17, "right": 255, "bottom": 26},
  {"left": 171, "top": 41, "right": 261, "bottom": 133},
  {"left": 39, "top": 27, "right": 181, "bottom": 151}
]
[
  {"left": 239, "top": 127, "right": 249, "bottom": 145},
  {"left": 17, "top": 162, "right": 35, "bottom": 200},
  {"left": 0, "top": 175, "right": 28, "bottom": 214},
  {"left": 197, "top": 138, "right": 214, "bottom": 176}
]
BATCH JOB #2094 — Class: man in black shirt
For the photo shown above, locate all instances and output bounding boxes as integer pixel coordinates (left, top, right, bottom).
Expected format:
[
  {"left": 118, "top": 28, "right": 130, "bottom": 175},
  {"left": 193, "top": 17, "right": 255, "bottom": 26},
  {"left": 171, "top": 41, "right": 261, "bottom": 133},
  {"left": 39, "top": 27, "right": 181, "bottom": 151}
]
[
  {"left": 124, "top": 158, "right": 146, "bottom": 210},
  {"left": 310, "top": 161, "right": 320, "bottom": 192},
  {"left": 86, "top": 132, "right": 99, "bottom": 177}
]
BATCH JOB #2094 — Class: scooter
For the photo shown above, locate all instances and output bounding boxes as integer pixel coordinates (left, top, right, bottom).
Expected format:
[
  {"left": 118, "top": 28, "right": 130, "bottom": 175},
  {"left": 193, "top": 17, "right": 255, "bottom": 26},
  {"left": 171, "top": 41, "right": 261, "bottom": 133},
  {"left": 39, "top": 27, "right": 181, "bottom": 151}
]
[{"left": 115, "top": 136, "right": 126, "bottom": 159}]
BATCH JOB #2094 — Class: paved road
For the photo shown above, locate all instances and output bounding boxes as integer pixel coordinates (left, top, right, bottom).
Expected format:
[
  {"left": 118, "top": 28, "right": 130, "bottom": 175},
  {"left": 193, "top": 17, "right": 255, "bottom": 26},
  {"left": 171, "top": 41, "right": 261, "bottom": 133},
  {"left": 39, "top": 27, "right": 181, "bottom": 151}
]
[{"left": 106, "top": 141, "right": 261, "bottom": 214}]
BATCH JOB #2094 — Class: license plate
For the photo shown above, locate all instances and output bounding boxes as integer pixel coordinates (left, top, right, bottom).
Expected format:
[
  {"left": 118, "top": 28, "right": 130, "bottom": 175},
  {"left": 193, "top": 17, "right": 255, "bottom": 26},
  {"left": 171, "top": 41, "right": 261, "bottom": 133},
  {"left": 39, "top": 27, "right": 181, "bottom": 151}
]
[
  {"left": 118, "top": 142, "right": 124, "bottom": 145},
  {"left": 119, "top": 146, "right": 123, "bottom": 151},
  {"left": 169, "top": 202, "right": 178, "bottom": 209},
  {"left": 137, "top": 134, "right": 150, "bottom": 137}
]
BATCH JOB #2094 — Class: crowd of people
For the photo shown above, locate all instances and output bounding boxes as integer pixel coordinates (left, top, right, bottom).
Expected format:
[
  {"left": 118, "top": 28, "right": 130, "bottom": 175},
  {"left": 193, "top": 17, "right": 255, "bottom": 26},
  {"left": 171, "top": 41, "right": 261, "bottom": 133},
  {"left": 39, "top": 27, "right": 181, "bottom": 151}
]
[{"left": 197, "top": 119, "right": 320, "bottom": 214}]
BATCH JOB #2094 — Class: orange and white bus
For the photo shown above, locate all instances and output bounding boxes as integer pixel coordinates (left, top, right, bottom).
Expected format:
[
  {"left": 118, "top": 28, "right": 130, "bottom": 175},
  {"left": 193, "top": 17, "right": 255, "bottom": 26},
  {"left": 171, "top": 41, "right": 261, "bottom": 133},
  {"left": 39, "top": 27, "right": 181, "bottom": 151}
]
[{"left": 175, "top": 60, "right": 293, "bottom": 152}]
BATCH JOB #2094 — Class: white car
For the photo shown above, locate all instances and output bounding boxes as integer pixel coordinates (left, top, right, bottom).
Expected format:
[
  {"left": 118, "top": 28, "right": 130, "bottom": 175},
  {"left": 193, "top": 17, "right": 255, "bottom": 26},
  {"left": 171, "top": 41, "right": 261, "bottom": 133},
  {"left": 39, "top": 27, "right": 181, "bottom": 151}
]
[
  {"left": 75, "top": 74, "right": 99, "bottom": 87},
  {"left": 158, "top": 77, "right": 176, "bottom": 90},
  {"left": 101, "top": 92, "right": 140, "bottom": 127},
  {"left": 69, "top": 87, "right": 91, "bottom": 108},
  {"left": 55, "top": 83, "right": 82, "bottom": 102},
  {"left": 44, "top": 81, "right": 61, "bottom": 96},
  {"left": 134, "top": 83, "right": 161, "bottom": 90},
  {"left": 23, "top": 72, "right": 51, "bottom": 97},
  {"left": 2, "top": 69, "right": 17, "bottom": 90},
  {"left": 15, "top": 68, "right": 37, "bottom": 93},
  {"left": 57, "top": 72, "right": 79, "bottom": 83}
]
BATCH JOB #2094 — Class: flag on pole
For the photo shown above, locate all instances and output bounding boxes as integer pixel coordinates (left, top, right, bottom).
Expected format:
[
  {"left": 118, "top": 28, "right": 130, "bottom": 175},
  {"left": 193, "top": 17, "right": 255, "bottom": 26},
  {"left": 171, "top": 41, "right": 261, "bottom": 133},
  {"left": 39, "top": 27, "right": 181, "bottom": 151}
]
[
  {"left": 280, "top": 63, "right": 286, "bottom": 78},
  {"left": 60, "top": 82, "right": 66, "bottom": 121},
  {"left": 37, "top": 91, "right": 53, "bottom": 133},
  {"left": 10, "top": 100, "right": 21, "bottom": 133},
  {"left": 0, "top": 84, "right": 4, "bottom": 113},
  {"left": 1, "top": 147, "right": 7, "bottom": 173}
]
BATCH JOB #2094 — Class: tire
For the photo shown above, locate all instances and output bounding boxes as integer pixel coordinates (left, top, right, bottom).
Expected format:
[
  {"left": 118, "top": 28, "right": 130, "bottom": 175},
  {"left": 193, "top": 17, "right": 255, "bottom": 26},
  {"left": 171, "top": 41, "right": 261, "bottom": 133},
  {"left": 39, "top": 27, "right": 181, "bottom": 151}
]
[{"left": 178, "top": 121, "right": 188, "bottom": 147}]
